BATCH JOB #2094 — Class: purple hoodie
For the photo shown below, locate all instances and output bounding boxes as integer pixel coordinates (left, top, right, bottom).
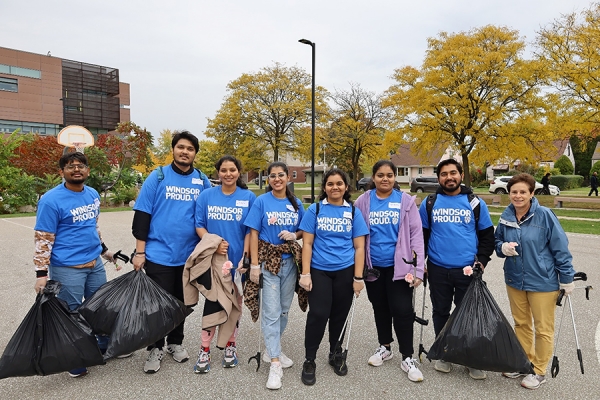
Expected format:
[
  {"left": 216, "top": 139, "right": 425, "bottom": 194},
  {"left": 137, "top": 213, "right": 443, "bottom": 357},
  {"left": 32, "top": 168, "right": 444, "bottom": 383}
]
[{"left": 354, "top": 189, "right": 425, "bottom": 282}]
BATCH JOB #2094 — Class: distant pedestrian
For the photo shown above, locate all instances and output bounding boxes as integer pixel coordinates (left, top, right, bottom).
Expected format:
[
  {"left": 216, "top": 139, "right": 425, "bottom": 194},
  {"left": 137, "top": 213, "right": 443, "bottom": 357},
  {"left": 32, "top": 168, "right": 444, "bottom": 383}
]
[
  {"left": 589, "top": 171, "right": 598, "bottom": 196},
  {"left": 541, "top": 173, "right": 551, "bottom": 195},
  {"left": 354, "top": 160, "right": 425, "bottom": 382}
]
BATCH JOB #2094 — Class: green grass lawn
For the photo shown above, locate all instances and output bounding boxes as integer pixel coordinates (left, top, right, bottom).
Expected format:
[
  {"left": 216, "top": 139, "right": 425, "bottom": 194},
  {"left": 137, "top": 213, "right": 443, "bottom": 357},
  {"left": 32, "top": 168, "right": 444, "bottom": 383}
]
[{"left": 490, "top": 214, "right": 599, "bottom": 235}]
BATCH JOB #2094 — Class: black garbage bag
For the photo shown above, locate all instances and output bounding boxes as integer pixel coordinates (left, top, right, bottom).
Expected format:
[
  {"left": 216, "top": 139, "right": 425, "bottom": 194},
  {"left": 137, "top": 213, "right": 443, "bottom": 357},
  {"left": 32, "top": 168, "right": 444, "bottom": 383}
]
[
  {"left": 78, "top": 269, "right": 192, "bottom": 359},
  {"left": 0, "top": 280, "right": 104, "bottom": 379},
  {"left": 427, "top": 272, "right": 534, "bottom": 374}
]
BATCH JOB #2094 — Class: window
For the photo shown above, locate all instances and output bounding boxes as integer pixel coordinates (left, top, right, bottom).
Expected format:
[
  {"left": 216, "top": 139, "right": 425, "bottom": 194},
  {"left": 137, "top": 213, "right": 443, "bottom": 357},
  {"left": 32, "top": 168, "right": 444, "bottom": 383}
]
[
  {"left": 0, "top": 77, "right": 18, "bottom": 92},
  {"left": 397, "top": 167, "right": 409, "bottom": 176},
  {"left": 292, "top": 171, "right": 297, "bottom": 179},
  {"left": 418, "top": 167, "right": 423, "bottom": 174},
  {"left": 0, "top": 64, "right": 41, "bottom": 79}
]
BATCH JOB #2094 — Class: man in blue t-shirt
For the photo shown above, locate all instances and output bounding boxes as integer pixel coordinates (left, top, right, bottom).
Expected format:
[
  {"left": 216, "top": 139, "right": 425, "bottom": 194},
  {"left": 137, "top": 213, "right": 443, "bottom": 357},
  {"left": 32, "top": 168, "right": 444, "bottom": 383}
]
[
  {"left": 419, "top": 159, "right": 494, "bottom": 380},
  {"left": 34, "top": 152, "right": 115, "bottom": 378},
  {"left": 132, "top": 131, "right": 211, "bottom": 374}
]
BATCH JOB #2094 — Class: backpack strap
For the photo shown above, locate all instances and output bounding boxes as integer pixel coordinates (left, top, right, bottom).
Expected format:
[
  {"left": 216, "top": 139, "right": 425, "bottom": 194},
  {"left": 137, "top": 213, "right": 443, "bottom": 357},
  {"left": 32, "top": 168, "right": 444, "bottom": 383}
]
[{"left": 425, "top": 193, "right": 437, "bottom": 229}]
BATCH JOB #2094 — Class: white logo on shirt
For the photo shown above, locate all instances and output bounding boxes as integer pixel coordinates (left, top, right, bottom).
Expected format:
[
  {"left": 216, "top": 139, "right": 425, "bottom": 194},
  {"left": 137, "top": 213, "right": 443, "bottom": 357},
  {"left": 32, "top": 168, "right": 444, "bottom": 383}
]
[{"left": 207, "top": 205, "right": 243, "bottom": 221}]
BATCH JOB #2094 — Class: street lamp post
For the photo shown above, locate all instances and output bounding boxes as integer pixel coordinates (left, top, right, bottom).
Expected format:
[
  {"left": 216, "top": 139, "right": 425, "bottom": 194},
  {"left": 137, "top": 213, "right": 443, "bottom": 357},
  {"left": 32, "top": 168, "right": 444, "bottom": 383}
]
[{"left": 299, "top": 38, "right": 315, "bottom": 203}]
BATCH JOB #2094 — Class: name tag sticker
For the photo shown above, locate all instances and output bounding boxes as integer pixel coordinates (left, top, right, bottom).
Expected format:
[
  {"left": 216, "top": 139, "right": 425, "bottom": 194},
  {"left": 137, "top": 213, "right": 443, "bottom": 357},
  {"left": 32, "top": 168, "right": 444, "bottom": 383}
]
[
  {"left": 236, "top": 200, "right": 249, "bottom": 207},
  {"left": 191, "top": 178, "right": 203, "bottom": 185},
  {"left": 286, "top": 204, "right": 296, "bottom": 211},
  {"left": 389, "top": 202, "right": 401, "bottom": 209},
  {"left": 343, "top": 211, "right": 353, "bottom": 219}
]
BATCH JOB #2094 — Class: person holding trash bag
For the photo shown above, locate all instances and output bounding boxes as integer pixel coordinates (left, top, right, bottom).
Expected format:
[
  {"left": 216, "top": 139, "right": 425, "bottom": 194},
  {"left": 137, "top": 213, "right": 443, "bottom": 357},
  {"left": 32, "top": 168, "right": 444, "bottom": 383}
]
[
  {"left": 298, "top": 168, "right": 369, "bottom": 386},
  {"left": 33, "top": 152, "right": 115, "bottom": 378},
  {"left": 354, "top": 160, "right": 425, "bottom": 382},
  {"left": 243, "top": 161, "right": 304, "bottom": 390},
  {"left": 419, "top": 158, "right": 495, "bottom": 380},
  {"left": 132, "top": 131, "right": 211, "bottom": 373},
  {"left": 193, "top": 155, "right": 256, "bottom": 374},
  {"left": 495, "top": 173, "right": 575, "bottom": 390}
]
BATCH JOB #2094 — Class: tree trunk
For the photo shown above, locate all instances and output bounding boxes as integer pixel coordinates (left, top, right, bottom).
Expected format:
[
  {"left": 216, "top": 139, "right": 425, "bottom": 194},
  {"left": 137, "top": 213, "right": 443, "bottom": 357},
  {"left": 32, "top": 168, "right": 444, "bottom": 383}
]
[{"left": 461, "top": 153, "right": 471, "bottom": 187}]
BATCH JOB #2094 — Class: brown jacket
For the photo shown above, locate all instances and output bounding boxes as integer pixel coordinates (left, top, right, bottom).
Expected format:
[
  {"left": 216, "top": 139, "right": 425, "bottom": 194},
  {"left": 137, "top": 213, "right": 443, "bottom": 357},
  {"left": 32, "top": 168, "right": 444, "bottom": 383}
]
[{"left": 183, "top": 233, "right": 241, "bottom": 348}]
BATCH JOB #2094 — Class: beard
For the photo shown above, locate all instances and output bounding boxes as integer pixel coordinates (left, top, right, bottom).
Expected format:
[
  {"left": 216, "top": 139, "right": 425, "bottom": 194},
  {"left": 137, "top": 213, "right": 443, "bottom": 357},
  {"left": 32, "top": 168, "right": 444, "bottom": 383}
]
[{"left": 440, "top": 177, "right": 462, "bottom": 192}]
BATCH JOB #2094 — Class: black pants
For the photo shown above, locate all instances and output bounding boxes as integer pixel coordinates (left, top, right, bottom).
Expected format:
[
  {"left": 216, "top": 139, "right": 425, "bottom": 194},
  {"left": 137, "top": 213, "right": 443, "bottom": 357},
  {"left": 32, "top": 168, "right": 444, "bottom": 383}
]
[
  {"left": 365, "top": 266, "right": 414, "bottom": 358},
  {"left": 304, "top": 266, "right": 354, "bottom": 360},
  {"left": 589, "top": 187, "right": 598, "bottom": 196},
  {"left": 427, "top": 261, "right": 473, "bottom": 336},
  {"left": 145, "top": 260, "right": 186, "bottom": 349}
]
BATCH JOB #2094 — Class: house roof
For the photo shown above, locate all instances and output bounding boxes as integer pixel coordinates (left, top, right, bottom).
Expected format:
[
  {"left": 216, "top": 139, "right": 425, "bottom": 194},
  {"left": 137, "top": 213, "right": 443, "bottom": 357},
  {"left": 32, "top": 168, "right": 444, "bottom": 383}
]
[
  {"left": 541, "top": 139, "right": 570, "bottom": 161},
  {"left": 390, "top": 144, "right": 445, "bottom": 167},
  {"left": 592, "top": 142, "right": 600, "bottom": 162}
]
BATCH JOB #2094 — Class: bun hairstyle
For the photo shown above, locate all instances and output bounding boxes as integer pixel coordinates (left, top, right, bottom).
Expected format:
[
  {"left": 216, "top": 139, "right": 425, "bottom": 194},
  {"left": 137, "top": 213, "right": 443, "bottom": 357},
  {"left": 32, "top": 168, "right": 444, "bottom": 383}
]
[
  {"left": 267, "top": 161, "right": 298, "bottom": 212},
  {"left": 215, "top": 155, "right": 248, "bottom": 189}
]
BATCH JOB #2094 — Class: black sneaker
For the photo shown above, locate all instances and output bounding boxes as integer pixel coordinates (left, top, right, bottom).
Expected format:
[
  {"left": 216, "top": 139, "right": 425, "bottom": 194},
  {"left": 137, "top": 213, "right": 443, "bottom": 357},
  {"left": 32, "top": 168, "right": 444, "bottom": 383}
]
[
  {"left": 329, "top": 346, "right": 348, "bottom": 376},
  {"left": 301, "top": 359, "right": 316, "bottom": 385}
]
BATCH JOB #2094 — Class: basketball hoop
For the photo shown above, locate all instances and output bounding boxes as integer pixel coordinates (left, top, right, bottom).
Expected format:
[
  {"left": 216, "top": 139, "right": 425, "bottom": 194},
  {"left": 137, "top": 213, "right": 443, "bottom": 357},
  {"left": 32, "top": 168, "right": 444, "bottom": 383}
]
[
  {"left": 57, "top": 126, "right": 94, "bottom": 154},
  {"left": 72, "top": 142, "right": 87, "bottom": 153}
]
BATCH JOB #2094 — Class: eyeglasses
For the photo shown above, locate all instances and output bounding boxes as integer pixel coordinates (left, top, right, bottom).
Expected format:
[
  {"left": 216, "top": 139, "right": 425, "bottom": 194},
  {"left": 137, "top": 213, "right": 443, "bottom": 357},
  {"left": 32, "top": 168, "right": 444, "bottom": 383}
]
[
  {"left": 268, "top": 172, "right": 286, "bottom": 179},
  {"left": 64, "top": 164, "right": 88, "bottom": 171},
  {"left": 439, "top": 170, "right": 459, "bottom": 178}
]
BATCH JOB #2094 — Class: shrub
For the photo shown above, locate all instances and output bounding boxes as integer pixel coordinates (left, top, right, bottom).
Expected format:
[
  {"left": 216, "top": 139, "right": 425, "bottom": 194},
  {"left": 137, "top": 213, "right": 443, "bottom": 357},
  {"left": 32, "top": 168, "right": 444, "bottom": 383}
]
[
  {"left": 554, "top": 155, "right": 574, "bottom": 175},
  {"left": 591, "top": 161, "right": 600, "bottom": 176},
  {"left": 548, "top": 175, "right": 584, "bottom": 190}
]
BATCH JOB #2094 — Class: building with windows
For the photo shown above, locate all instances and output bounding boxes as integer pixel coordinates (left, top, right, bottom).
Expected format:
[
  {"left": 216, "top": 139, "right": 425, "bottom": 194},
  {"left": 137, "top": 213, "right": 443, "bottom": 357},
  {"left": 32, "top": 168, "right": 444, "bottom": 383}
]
[{"left": 0, "top": 46, "right": 130, "bottom": 137}]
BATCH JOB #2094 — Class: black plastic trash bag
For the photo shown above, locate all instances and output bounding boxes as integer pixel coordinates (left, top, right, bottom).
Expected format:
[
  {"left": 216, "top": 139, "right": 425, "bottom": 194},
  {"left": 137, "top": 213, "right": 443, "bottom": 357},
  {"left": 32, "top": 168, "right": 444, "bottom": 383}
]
[
  {"left": 427, "top": 272, "right": 534, "bottom": 374},
  {"left": 78, "top": 269, "right": 192, "bottom": 359},
  {"left": 0, "top": 280, "right": 104, "bottom": 379}
]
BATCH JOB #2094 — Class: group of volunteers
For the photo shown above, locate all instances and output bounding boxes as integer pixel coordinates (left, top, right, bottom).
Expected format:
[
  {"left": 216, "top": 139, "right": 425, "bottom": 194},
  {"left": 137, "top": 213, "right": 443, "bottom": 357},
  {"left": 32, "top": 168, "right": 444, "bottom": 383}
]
[{"left": 33, "top": 130, "right": 576, "bottom": 391}]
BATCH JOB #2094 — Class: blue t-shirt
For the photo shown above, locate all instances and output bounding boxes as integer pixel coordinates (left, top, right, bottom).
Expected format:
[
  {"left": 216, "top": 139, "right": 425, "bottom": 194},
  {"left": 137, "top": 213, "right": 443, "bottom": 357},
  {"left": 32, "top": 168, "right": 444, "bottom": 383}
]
[
  {"left": 134, "top": 165, "right": 212, "bottom": 266},
  {"left": 368, "top": 189, "right": 402, "bottom": 267},
  {"left": 419, "top": 193, "right": 493, "bottom": 268},
  {"left": 244, "top": 191, "right": 304, "bottom": 259},
  {"left": 299, "top": 200, "right": 369, "bottom": 271},
  {"left": 35, "top": 184, "right": 102, "bottom": 267},
  {"left": 195, "top": 186, "right": 256, "bottom": 269}
]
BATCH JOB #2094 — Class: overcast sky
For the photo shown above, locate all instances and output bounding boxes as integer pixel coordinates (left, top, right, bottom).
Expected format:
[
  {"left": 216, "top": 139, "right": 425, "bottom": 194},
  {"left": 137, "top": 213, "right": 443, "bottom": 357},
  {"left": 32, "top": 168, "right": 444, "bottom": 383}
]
[{"left": 1, "top": 0, "right": 594, "bottom": 140}]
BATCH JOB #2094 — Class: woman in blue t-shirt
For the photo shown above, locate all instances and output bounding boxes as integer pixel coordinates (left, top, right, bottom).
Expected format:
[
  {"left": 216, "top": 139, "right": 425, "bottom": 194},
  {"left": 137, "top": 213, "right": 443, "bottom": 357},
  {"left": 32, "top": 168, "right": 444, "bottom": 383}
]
[
  {"left": 354, "top": 160, "right": 425, "bottom": 382},
  {"left": 244, "top": 162, "right": 304, "bottom": 390},
  {"left": 193, "top": 155, "right": 256, "bottom": 374},
  {"left": 298, "top": 168, "right": 369, "bottom": 386}
]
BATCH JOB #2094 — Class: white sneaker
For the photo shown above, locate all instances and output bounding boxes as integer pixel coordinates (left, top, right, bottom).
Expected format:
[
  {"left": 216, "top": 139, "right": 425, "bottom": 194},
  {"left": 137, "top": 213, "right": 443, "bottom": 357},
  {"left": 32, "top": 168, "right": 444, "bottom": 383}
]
[
  {"left": 521, "top": 374, "right": 546, "bottom": 390},
  {"left": 401, "top": 357, "right": 424, "bottom": 382},
  {"left": 502, "top": 371, "right": 526, "bottom": 379},
  {"left": 166, "top": 344, "right": 189, "bottom": 363},
  {"left": 263, "top": 351, "right": 294, "bottom": 368},
  {"left": 368, "top": 345, "right": 393, "bottom": 366},
  {"left": 143, "top": 348, "right": 164, "bottom": 374},
  {"left": 266, "top": 362, "right": 283, "bottom": 390}
]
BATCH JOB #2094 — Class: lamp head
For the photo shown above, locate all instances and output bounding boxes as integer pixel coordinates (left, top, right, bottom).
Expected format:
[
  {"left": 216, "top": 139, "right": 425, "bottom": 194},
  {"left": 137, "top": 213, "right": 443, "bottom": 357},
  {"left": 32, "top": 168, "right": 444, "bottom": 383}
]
[{"left": 299, "top": 39, "right": 313, "bottom": 46}]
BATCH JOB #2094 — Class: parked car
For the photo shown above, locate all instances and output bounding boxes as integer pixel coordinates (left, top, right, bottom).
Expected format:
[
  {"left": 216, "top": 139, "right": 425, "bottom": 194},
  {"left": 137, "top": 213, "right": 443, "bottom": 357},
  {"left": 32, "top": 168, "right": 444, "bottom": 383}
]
[
  {"left": 488, "top": 176, "right": 560, "bottom": 195},
  {"left": 209, "top": 179, "right": 220, "bottom": 187},
  {"left": 410, "top": 176, "right": 439, "bottom": 193},
  {"left": 253, "top": 176, "right": 268, "bottom": 185},
  {"left": 357, "top": 177, "right": 372, "bottom": 191}
]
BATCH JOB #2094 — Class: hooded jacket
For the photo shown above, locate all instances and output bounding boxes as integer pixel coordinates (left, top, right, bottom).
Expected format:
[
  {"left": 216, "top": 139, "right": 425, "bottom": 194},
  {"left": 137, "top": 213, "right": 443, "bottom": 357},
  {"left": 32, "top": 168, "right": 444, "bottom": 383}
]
[
  {"left": 494, "top": 197, "right": 574, "bottom": 292},
  {"left": 183, "top": 233, "right": 241, "bottom": 348},
  {"left": 354, "top": 189, "right": 425, "bottom": 281}
]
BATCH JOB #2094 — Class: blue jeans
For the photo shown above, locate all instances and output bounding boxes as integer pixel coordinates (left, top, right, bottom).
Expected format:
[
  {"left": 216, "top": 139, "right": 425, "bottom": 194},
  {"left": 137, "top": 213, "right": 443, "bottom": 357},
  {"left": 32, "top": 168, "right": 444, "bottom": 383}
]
[
  {"left": 261, "top": 256, "right": 297, "bottom": 359},
  {"left": 50, "top": 256, "right": 108, "bottom": 350}
]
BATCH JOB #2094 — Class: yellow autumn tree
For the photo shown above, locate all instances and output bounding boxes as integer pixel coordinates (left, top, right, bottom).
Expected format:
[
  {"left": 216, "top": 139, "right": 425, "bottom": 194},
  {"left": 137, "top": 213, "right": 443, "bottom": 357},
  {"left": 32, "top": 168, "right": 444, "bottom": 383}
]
[
  {"left": 537, "top": 3, "right": 600, "bottom": 136},
  {"left": 205, "top": 62, "right": 328, "bottom": 163},
  {"left": 384, "top": 25, "right": 552, "bottom": 185}
]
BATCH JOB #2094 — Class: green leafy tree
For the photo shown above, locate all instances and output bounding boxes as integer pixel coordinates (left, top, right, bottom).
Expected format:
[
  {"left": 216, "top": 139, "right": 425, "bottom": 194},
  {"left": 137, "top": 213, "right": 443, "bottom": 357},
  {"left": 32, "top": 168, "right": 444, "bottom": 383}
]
[
  {"left": 384, "top": 25, "right": 550, "bottom": 186},
  {"left": 590, "top": 160, "right": 600, "bottom": 176},
  {"left": 0, "top": 133, "right": 37, "bottom": 213},
  {"left": 554, "top": 155, "right": 574, "bottom": 175}
]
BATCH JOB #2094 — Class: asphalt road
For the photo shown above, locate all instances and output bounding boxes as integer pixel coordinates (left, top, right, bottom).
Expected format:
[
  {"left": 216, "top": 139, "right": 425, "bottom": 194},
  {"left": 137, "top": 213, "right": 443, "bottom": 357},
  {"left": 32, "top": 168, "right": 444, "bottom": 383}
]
[{"left": 0, "top": 211, "right": 598, "bottom": 400}]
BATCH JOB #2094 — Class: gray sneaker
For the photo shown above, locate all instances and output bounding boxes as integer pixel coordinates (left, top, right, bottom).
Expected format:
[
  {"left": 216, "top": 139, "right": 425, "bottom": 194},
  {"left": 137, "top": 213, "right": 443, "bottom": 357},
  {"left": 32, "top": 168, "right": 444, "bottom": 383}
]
[
  {"left": 468, "top": 367, "right": 487, "bottom": 380},
  {"left": 521, "top": 374, "right": 546, "bottom": 390},
  {"left": 144, "top": 348, "right": 164, "bottom": 374},
  {"left": 434, "top": 359, "right": 452, "bottom": 373},
  {"left": 166, "top": 344, "right": 189, "bottom": 363}
]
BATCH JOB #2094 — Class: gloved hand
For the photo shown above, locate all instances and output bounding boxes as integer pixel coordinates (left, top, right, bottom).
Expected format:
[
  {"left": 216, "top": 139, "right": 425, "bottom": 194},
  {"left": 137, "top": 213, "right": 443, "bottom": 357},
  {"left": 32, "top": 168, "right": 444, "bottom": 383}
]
[
  {"left": 101, "top": 251, "right": 115, "bottom": 263},
  {"left": 34, "top": 276, "right": 48, "bottom": 293},
  {"left": 501, "top": 242, "right": 519, "bottom": 257},
  {"left": 410, "top": 278, "right": 423, "bottom": 288},
  {"left": 278, "top": 230, "right": 296, "bottom": 241},
  {"left": 560, "top": 282, "right": 575, "bottom": 296},
  {"left": 299, "top": 274, "right": 312, "bottom": 291},
  {"left": 250, "top": 265, "right": 261, "bottom": 284},
  {"left": 236, "top": 258, "right": 247, "bottom": 274}
]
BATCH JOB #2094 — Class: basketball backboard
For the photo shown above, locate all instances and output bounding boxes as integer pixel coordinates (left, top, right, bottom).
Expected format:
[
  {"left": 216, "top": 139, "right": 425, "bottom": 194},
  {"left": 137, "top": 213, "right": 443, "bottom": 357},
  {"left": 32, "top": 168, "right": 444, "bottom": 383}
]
[{"left": 57, "top": 125, "right": 94, "bottom": 153}]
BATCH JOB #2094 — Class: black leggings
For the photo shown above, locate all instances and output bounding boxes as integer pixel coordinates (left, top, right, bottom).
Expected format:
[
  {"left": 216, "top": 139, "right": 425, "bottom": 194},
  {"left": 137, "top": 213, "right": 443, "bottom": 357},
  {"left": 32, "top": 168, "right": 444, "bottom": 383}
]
[
  {"left": 145, "top": 261, "right": 186, "bottom": 349},
  {"left": 304, "top": 265, "right": 354, "bottom": 360},
  {"left": 365, "top": 266, "right": 414, "bottom": 358}
]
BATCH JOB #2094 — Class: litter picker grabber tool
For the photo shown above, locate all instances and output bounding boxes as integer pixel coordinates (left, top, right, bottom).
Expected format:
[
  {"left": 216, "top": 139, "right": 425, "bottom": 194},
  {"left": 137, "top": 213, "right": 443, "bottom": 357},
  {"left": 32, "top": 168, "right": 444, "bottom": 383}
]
[
  {"left": 113, "top": 250, "right": 129, "bottom": 263},
  {"left": 551, "top": 291, "right": 567, "bottom": 378},
  {"left": 566, "top": 295, "right": 584, "bottom": 374},
  {"left": 335, "top": 294, "right": 357, "bottom": 370},
  {"left": 417, "top": 272, "right": 429, "bottom": 362},
  {"left": 248, "top": 268, "right": 263, "bottom": 372},
  {"left": 403, "top": 251, "right": 428, "bottom": 326}
]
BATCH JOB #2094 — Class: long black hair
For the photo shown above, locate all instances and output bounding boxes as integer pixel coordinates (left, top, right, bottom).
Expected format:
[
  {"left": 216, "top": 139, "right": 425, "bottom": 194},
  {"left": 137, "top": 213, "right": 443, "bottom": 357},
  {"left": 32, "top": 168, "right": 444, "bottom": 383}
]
[
  {"left": 215, "top": 155, "right": 248, "bottom": 189},
  {"left": 319, "top": 168, "right": 352, "bottom": 203},
  {"left": 266, "top": 161, "right": 298, "bottom": 212},
  {"left": 369, "top": 159, "right": 401, "bottom": 190}
]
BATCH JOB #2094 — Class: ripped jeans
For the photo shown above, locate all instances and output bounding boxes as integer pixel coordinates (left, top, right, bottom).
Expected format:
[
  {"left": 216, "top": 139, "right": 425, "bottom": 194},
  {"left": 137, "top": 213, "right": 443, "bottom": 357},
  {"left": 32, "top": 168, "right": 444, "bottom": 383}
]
[{"left": 261, "top": 256, "right": 297, "bottom": 360}]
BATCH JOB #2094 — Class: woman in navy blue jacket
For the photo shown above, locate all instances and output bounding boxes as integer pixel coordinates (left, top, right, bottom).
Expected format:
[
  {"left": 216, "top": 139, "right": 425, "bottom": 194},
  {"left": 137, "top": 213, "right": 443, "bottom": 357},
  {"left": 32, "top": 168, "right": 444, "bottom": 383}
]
[{"left": 494, "top": 173, "right": 575, "bottom": 390}]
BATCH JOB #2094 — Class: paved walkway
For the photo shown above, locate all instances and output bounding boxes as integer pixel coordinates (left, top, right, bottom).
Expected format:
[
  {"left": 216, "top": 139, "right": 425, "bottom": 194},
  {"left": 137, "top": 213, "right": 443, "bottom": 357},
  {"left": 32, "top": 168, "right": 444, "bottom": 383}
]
[{"left": 0, "top": 212, "right": 598, "bottom": 400}]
